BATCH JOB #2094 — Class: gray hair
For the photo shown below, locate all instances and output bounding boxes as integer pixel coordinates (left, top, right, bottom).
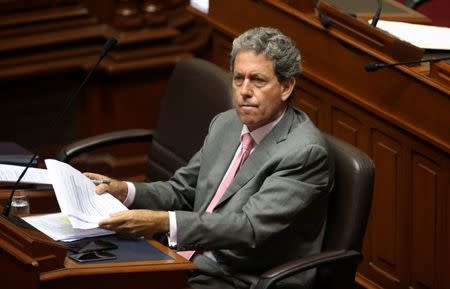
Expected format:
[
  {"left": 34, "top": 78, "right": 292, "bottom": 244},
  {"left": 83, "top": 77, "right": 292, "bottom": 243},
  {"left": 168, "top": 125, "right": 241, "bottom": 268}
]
[{"left": 230, "top": 27, "right": 301, "bottom": 82}]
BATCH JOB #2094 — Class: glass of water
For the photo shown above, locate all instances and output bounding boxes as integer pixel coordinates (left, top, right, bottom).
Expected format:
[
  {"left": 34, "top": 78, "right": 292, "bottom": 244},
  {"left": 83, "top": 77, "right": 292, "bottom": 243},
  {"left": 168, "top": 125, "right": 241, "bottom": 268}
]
[{"left": 11, "top": 191, "right": 30, "bottom": 216}]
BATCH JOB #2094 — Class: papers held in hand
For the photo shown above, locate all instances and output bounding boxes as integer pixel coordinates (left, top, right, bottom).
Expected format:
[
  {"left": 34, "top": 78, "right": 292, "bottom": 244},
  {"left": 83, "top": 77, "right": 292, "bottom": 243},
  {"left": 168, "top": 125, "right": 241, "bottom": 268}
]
[
  {"left": 23, "top": 213, "right": 115, "bottom": 242},
  {"left": 13, "top": 159, "right": 129, "bottom": 241},
  {"left": 45, "top": 159, "right": 128, "bottom": 229}
]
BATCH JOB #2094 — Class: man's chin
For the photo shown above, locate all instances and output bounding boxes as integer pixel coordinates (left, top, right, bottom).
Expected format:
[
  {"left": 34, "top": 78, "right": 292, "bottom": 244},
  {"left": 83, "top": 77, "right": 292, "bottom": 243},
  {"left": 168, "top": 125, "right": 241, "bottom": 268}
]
[{"left": 239, "top": 117, "right": 259, "bottom": 130}]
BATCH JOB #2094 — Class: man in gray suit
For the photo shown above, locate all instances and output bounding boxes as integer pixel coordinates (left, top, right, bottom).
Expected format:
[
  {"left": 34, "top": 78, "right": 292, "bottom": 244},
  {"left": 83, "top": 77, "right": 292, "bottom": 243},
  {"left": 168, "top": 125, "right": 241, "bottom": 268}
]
[{"left": 88, "top": 27, "right": 334, "bottom": 289}]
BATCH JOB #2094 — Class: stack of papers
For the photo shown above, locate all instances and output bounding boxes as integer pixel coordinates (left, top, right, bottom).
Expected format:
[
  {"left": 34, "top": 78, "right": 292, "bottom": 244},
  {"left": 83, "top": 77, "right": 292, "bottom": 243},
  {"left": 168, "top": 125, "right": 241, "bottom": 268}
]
[
  {"left": 375, "top": 20, "right": 450, "bottom": 50},
  {"left": 0, "top": 163, "right": 50, "bottom": 184},
  {"left": 23, "top": 213, "right": 114, "bottom": 242},
  {"left": 190, "top": 0, "right": 209, "bottom": 14},
  {"left": 1, "top": 159, "right": 128, "bottom": 241},
  {"left": 45, "top": 159, "right": 128, "bottom": 230}
]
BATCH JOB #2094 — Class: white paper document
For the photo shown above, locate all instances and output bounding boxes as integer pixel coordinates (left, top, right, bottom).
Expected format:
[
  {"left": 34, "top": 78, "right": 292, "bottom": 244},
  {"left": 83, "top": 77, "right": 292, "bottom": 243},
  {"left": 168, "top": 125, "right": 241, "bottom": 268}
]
[
  {"left": 190, "top": 0, "right": 209, "bottom": 13},
  {"left": 0, "top": 164, "right": 50, "bottom": 184},
  {"left": 2, "top": 159, "right": 129, "bottom": 240},
  {"left": 375, "top": 20, "right": 450, "bottom": 50},
  {"left": 45, "top": 159, "right": 128, "bottom": 229},
  {"left": 23, "top": 212, "right": 114, "bottom": 242}
]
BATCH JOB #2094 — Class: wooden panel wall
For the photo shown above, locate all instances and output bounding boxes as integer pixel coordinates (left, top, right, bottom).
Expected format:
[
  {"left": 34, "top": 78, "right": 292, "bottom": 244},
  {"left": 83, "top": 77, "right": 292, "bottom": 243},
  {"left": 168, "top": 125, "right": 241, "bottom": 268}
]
[
  {"left": 0, "top": 0, "right": 210, "bottom": 179},
  {"left": 296, "top": 77, "right": 449, "bottom": 289},
  {"left": 192, "top": 1, "right": 450, "bottom": 288}
]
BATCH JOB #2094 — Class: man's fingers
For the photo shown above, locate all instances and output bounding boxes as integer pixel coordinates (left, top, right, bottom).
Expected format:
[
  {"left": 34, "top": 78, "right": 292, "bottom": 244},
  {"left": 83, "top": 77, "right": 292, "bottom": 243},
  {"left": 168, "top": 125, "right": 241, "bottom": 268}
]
[
  {"left": 85, "top": 172, "right": 109, "bottom": 194},
  {"left": 95, "top": 183, "right": 110, "bottom": 194},
  {"left": 99, "top": 215, "right": 126, "bottom": 228},
  {"left": 98, "top": 210, "right": 166, "bottom": 239},
  {"left": 109, "top": 211, "right": 127, "bottom": 218},
  {"left": 84, "top": 172, "right": 104, "bottom": 180}
]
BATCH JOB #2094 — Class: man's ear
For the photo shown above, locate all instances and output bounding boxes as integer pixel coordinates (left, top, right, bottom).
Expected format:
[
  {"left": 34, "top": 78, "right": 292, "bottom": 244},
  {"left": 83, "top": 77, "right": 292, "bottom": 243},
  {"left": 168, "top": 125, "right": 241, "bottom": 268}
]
[{"left": 280, "top": 77, "right": 296, "bottom": 101}]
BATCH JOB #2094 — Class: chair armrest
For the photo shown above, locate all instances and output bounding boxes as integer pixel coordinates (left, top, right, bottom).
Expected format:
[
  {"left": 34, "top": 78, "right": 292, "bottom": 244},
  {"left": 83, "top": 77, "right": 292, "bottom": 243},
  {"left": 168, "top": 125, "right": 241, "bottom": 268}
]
[
  {"left": 56, "top": 129, "right": 154, "bottom": 162},
  {"left": 254, "top": 250, "right": 362, "bottom": 289}
]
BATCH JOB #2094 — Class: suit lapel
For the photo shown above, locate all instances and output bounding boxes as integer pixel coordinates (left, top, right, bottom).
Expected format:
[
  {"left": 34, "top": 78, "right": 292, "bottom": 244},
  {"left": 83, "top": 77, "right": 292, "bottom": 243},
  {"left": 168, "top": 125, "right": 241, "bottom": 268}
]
[
  {"left": 199, "top": 113, "right": 242, "bottom": 212},
  {"left": 214, "top": 107, "right": 296, "bottom": 209}
]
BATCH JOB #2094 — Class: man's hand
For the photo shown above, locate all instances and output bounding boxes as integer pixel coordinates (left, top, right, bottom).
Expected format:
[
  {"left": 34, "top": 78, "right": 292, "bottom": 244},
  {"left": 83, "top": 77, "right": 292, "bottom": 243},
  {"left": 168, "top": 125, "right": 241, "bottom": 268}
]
[
  {"left": 98, "top": 210, "right": 170, "bottom": 239},
  {"left": 84, "top": 172, "right": 128, "bottom": 202}
]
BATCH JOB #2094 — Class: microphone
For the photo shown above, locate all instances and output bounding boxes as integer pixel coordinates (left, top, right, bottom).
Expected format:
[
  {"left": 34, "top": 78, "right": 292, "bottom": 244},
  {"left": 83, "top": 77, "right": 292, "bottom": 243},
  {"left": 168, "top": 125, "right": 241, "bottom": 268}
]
[
  {"left": 317, "top": 0, "right": 382, "bottom": 29},
  {"left": 1, "top": 37, "right": 118, "bottom": 217},
  {"left": 365, "top": 56, "right": 450, "bottom": 72},
  {"left": 406, "top": 0, "right": 430, "bottom": 10},
  {"left": 101, "top": 38, "right": 119, "bottom": 58},
  {"left": 371, "top": 0, "right": 382, "bottom": 27},
  {"left": 316, "top": 0, "right": 331, "bottom": 28}
]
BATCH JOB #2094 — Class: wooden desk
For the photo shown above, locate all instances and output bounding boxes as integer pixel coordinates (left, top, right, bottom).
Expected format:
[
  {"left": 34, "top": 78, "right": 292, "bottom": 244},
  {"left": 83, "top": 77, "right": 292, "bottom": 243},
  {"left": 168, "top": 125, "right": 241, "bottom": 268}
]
[
  {"left": 39, "top": 240, "right": 195, "bottom": 289},
  {"left": 0, "top": 189, "right": 196, "bottom": 289},
  {"left": 323, "top": 0, "right": 431, "bottom": 24}
]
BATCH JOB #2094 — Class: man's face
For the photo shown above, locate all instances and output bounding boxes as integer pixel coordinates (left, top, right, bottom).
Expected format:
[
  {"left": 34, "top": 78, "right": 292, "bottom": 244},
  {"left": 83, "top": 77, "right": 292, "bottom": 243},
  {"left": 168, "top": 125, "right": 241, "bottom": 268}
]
[{"left": 232, "top": 51, "right": 295, "bottom": 131}]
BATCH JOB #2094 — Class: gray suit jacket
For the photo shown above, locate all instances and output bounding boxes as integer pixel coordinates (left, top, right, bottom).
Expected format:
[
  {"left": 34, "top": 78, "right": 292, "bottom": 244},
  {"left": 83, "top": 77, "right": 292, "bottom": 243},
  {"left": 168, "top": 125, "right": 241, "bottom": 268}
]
[{"left": 132, "top": 107, "right": 334, "bottom": 288}]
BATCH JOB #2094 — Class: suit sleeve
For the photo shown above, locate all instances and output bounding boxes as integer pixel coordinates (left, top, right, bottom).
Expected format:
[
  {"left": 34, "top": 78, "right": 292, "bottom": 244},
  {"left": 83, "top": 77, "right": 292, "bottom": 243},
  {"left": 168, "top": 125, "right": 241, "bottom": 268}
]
[
  {"left": 130, "top": 113, "right": 222, "bottom": 211},
  {"left": 131, "top": 151, "right": 201, "bottom": 211}
]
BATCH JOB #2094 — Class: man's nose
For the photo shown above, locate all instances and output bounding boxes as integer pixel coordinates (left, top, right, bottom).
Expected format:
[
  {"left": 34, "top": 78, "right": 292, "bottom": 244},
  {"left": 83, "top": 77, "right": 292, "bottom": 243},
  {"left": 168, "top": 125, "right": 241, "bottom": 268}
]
[{"left": 240, "top": 79, "right": 253, "bottom": 97}]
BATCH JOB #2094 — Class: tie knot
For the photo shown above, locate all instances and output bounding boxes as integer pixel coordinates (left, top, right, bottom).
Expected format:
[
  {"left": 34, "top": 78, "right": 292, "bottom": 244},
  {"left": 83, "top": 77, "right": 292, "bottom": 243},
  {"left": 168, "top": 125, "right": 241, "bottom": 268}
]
[{"left": 241, "top": 133, "right": 255, "bottom": 151}]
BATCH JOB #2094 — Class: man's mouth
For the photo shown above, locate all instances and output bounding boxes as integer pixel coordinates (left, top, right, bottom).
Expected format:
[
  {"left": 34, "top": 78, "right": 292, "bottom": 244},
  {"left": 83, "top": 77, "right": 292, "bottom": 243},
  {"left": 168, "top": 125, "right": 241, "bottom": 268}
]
[{"left": 240, "top": 104, "right": 257, "bottom": 108}]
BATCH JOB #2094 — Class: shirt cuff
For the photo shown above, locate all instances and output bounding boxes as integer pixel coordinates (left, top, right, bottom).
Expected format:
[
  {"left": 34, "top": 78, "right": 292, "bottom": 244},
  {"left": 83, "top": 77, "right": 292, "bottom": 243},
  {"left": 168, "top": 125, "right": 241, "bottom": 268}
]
[
  {"left": 123, "top": 181, "right": 136, "bottom": 207},
  {"left": 168, "top": 211, "right": 178, "bottom": 247}
]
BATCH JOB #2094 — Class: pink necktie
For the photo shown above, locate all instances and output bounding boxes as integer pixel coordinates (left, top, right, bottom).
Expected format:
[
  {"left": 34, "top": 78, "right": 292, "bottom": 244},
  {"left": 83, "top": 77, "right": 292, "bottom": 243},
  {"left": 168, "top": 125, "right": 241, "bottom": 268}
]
[{"left": 178, "top": 133, "right": 255, "bottom": 260}]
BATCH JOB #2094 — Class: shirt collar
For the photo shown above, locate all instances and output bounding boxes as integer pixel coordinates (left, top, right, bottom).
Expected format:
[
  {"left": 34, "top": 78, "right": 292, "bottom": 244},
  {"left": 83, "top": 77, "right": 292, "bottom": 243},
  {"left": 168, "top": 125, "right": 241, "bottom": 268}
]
[{"left": 240, "top": 109, "right": 286, "bottom": 145}]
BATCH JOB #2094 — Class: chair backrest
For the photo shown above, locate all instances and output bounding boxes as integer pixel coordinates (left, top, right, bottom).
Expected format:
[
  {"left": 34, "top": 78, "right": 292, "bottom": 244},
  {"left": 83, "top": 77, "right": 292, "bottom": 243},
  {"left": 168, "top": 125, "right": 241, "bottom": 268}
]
[
  {"left": 146, "top": 58, "right": 233, "bottom": 181},
  {"left": 314, "top": 134, "right": 375, "bottom": 289}
]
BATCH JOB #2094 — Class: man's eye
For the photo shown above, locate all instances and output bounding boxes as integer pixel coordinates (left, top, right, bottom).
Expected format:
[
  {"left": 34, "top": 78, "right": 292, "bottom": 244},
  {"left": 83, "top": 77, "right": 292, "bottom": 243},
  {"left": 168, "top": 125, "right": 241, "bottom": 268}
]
[
  {"left": 233, "top": 76, "right": 244, "bottom": 85},
  {"left": 253, "top": 78, "right": 266, "bottom": 87}
]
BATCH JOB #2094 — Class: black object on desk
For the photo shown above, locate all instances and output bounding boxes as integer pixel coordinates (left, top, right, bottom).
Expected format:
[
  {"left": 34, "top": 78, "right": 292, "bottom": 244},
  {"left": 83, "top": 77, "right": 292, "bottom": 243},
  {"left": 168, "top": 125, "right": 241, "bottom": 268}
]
[
  {"left": 69, "top": 251, "right": 118, "bottom": 263},
  {"left": 0, "top": 142, "right": 37, "bottom": 166},
  {"left": 62, "top": 235, "right": 173, "bottom": 264},
  {"left": 66, "top": 239, "right": 118, "bottom": 253}
]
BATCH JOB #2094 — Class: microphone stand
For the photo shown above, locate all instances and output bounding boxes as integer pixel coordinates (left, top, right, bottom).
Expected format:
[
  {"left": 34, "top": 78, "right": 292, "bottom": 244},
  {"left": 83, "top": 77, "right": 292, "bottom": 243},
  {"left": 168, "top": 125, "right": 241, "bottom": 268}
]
[
  {"left": 371, "top": 0, "right": 383, "bottom": 27},
  {"left": 2, "top": 38, "right": 118, "bottom": 218},
  {"left": 365, "top": 56, "right": 450, "bottom": 72},
  {"left": 316, "top": 0, "right": 383, "bottom": 29}
]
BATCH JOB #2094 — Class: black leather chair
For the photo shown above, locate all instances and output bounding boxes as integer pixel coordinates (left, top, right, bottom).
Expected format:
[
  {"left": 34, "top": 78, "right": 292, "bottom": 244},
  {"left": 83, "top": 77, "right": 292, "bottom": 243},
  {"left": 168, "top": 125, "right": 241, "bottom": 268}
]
[
  {"left": 254, "top": 134, "right": 375, "bottom": 289},
  {"left": 56, "top": 57, "right": 233, "bottom": 181}
]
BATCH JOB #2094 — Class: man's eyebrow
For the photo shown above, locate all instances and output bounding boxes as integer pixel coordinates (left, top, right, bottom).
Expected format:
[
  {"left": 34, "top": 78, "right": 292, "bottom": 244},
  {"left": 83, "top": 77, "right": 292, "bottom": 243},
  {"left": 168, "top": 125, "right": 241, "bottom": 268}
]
[
  {"left": 233, "top": 72, "right": 267, "bottom": 78},
  {"left": 249, "top": 73, "right": 268, "bottom": 79}
]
